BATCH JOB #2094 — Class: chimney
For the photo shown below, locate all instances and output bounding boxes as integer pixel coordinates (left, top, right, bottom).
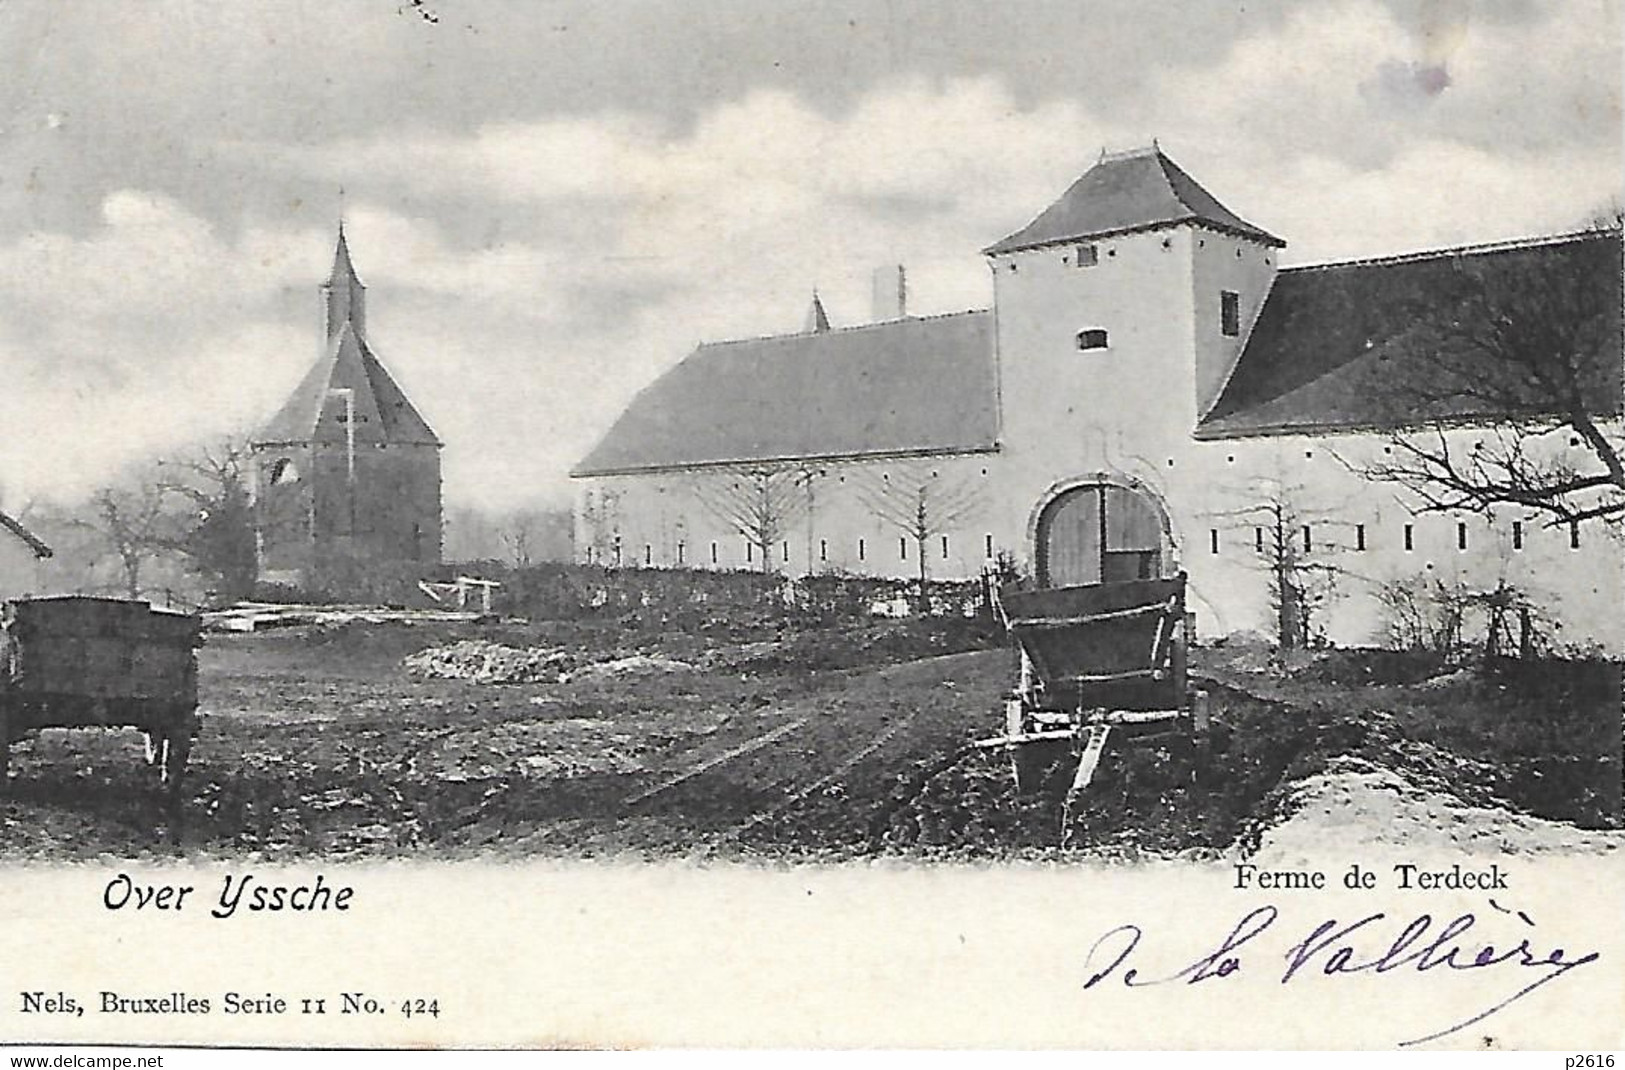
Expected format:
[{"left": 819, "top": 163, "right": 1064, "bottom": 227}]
[{"left": 871, "top": 264, "right": 907, "bottom": 322}]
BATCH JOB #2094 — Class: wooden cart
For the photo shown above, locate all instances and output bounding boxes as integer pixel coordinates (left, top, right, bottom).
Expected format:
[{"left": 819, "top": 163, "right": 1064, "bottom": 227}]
[
  {"left": 979, "top": 572, "right": 1209, "bottom": 835},
  {"left": 0, "top": 596, "right": 202, "bottom": 797}
]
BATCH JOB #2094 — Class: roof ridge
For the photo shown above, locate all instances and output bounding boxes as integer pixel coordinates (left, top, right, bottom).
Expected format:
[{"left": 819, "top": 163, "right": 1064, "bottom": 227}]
[
  {"left": 1283, "top": 227, "right": 1619, "bottom": 274},
  {"left": 1100, "top": 143, "right": 1162, "bottom": 164},
  {"left": 696, "top": 307, "right": 990, "bottom": 350}
]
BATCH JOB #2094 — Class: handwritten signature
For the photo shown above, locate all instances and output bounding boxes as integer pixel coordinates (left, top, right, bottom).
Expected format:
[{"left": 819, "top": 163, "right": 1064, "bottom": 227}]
[{"left": 1081, "top": 899, "right": 1600, "bottom": 1046}]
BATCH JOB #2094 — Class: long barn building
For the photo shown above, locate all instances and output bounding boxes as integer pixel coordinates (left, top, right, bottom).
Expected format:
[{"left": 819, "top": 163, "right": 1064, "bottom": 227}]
[{"left": 572, "top": 146, "right": 1623, "bottom": 650}]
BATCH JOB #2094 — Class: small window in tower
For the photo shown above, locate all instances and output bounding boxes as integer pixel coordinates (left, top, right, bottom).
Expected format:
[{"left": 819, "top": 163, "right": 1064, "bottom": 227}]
[
  {"left": 1076, "top": 329, "right": 1109, "bottom": 351},
  {"left": 1221, "top": 291, "right": 1241, "bottom": 337},
  {"left": 1075, "top": 243, "right": 1098, "bottom": 267}
]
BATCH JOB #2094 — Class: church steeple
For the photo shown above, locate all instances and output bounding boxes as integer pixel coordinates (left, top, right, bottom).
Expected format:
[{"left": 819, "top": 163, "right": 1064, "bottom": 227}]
[{"left": 322, "top": 223, "right": 367, "bottom": 343}]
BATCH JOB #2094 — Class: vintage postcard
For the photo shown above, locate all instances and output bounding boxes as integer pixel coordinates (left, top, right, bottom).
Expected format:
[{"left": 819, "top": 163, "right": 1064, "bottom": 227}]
[{"left": 0, "top": 0, "right": 1621, "bottom": 1054}]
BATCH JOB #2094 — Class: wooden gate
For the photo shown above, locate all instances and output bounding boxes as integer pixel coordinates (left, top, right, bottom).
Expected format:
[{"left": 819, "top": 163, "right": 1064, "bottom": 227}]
[{"left": 1035, "top": 483, "right": 1168, "bottom": 588}]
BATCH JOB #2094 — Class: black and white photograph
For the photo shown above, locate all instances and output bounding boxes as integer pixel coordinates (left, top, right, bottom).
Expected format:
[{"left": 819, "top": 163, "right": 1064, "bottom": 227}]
[{"left": 0, "top": 0, "right": 1620, "bottom": 1055}]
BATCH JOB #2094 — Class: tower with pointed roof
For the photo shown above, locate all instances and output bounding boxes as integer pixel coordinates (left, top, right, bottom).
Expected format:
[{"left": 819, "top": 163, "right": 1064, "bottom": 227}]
[
  {"left": 981, "top": 144, "right": 1284, "bottom": 556},
  {"left": 251, "top": 228, "right": 443, "bottom": 587}
]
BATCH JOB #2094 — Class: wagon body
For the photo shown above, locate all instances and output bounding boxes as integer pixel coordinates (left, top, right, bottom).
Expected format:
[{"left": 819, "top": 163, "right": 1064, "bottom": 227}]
[
  {"left": 984, "top": 572, "right": 1208, "bottom": 813},
  {"left": 0, "top": 596, "right": 202, "bottom": 789}
]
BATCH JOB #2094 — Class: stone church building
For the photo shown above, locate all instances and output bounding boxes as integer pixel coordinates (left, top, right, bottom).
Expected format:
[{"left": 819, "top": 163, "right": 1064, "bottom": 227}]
[
  {"left": 573, "top": 146, "right": 1622, "bottom": 651},
  {"left": 251, "top": 228, "right": 443, "bottom": 586}
]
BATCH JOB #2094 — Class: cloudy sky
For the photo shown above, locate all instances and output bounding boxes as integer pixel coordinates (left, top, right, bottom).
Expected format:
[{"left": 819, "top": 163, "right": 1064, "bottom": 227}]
[{"left": 0, "top": 0, "right": 1618, "bottom": 511}]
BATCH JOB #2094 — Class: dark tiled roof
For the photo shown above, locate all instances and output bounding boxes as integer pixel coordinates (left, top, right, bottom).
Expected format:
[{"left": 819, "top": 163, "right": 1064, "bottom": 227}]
[
  {"left": 1199, "top": 231, "right": 1624, "bottom": 438},
  {"left": 0, "top": 512, "right": 52, "bottom": 558},
  {"left": 572, "top": 311, "right": 998, "bottom": 475},
  {"left": 255, "top": 321, "right": 440, "bottom": 447},
  {"left": 986, "top": 146, "right": 1283, "bottom": 255}
]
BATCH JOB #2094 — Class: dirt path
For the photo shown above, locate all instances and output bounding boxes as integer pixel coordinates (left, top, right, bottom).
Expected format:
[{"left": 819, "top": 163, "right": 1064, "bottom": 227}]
[{"left": 0, "top": 621, "right": 1613, "bottom": 862}]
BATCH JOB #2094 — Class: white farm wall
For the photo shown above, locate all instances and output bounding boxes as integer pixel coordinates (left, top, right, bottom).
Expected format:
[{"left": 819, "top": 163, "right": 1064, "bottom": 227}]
[
  {"left": 1176, "top": 427, "right": 1622, "bottom": 653},
  {"left": 574, "top": 452, "right": 1009, "bottom": 581}
]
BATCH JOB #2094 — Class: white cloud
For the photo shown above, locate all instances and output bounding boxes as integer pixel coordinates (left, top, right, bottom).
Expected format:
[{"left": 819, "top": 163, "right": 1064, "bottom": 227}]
[{"left": 2, "top": 0, "right": 1617, "bottom": 515}]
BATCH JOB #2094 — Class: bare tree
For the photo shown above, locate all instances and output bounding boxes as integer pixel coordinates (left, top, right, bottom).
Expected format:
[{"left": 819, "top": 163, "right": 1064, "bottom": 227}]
[
  {"left": 692, "top": 466, "right": 809, "bottom": 572},
  {"left": 1355, "top": 228, "right": 1623, "bottom": 530},
  {"left": 69, "top": 477, "right": 175, "bottom": 599},
  {"left": 50, "top": 436, "right": 259, "bottom": 604},
  {"left": 498, "top": 509, "right": 545, "bottom": 569},
  {"left": 852, "top": 460, "right": 985, "bottom": 599},
  {"left": 1208, "top": 475, "right": 1348, "bottom": 650},
  {"left": 152, "top": 436, "right": 258, "bottom": 601}
]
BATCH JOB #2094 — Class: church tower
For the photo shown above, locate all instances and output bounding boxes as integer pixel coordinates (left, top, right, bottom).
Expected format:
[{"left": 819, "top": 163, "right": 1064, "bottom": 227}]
[{"left": 251, "top": 227, "right": 443, "bottom": 587}]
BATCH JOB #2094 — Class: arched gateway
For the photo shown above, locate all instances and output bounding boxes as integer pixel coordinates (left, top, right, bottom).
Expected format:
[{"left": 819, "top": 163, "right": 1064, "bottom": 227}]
[{"left": 1032, "top": 479, "right": 1176, "bottom": 588}]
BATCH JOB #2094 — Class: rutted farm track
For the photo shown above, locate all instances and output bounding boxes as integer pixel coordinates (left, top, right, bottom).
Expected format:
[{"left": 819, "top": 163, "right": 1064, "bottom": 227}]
[{"left": 0, "top": 618, "right": 1617, "bottom": 861}]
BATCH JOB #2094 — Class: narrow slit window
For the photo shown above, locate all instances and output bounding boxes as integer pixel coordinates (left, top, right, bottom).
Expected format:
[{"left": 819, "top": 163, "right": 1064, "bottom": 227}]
[
  {"left": 1457, "top": 522, "right": 1468, "bottom": 551},
  {"left": 1254, "top": 526, "right": 1264, "bottom": 553},
  {"left": 781, "top": 540, "right": 789, "bottom": 562},
  {"left": 819, "top": 538, "right": 828, "bottom": 562},
  {"left": 644, "top": 543, "right": 652, "bottom": 565},
  {"left": 676, "top": 542, "right": 685, "bottom": 565},
  {"left": 899, "top": 537, "right": 908, "bottom": 560},
  {"left": 1209, "top": 528, "right": 1220, "bottom": 554},
  {"left": 1355, "top": 524, "right": 1366, "bottom": 551},
  {"left": 984, "top": 533, "right": 994, "bottom": 559},
  {"left": 1076, "top": 328, "right": 1109, "bottom": 351},
  {"left": 745, "top": 542, "right": 753, "bottom": 563},
  {"left": 1404, "top": 524, "right": 1414, "bottom": 552},
  {"left": 1301, "top": 525, "right": 1312, "bottom": 554},
  {"left": 1221, "top": 290, "right": 1240, "bottom": 337},
  {"left": 858, "top": 537, "right": 866, "bottom": 561},
  {"left": 1512, "top": 521, "right": 1523, "bottom": 551},
  {"left": 710, "top": 541, "right": 718, "bottom": 564},
  {"left": 1570, "top": 522, "right": 1580, "bottom": 550},
  {"left": 940, "top": 535, "right": 950, "bottom": 559}
]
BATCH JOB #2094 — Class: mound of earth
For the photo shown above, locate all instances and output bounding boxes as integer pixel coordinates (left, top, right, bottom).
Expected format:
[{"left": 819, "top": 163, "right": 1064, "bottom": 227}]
[{"left": 403, "top": 640, "right": 574, "bottom": 684}]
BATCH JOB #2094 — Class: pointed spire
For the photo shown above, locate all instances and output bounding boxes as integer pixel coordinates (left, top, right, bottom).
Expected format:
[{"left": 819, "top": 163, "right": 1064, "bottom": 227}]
[
  {"left": 329, "top": 220, "right": 363, "bottom": 287},
  {"left": 323, "top": 222, "right": 367, "bottom": 343},
  {"left": 804, "top": 290, "right": 831, "bottom": 333}
]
